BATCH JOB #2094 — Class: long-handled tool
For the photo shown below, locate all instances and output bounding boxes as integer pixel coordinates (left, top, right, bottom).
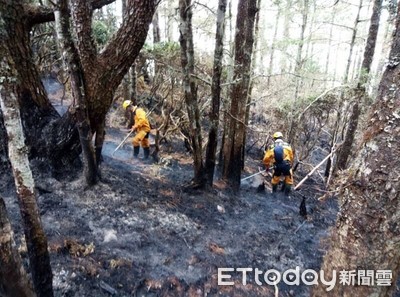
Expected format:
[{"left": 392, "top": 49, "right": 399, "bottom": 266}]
[
  {"left": 241, "top": 169, "right": 267, "bottom": 182},
  {"left": 112, "top": 130, "right": 133, "bottom": 157}
]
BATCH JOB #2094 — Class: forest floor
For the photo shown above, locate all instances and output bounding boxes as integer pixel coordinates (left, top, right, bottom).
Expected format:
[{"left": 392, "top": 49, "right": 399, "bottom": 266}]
[{"left": 0, "top": 126, "right": 346, "bottom": 297}]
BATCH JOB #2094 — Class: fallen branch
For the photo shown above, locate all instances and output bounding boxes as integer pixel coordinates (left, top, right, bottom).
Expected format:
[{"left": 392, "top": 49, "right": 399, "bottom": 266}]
[
  {"left": 294, "top": 220, "right": 307, "bottom": 233},
  {"left": 294, "top": 143, "right": 342, "bottom": 191}
]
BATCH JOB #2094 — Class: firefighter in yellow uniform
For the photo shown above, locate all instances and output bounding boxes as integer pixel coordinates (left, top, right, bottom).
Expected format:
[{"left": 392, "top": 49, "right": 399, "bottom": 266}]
[
  {"left": 123, "top": 100, "right": 151, "bottom": 159},
  {"left": 263, "top": 132, "right": 294, "bottom": 195}
]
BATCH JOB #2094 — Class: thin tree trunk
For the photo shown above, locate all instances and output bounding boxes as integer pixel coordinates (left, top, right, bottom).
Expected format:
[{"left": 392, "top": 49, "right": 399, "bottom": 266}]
[
  {"left": 205, "top": 0, "right": 227, "bottom": 186},
  {"left": 305, "top": 0, "right": 315, "bottom": 61},
  {"left": 336, "top": 0, "right": 383, "bottom": 171},
  {"left": 324, "top": 6, "right": 336, "bottom": 88},
  {"left": 242, "top": 0, "right": 262, "bottom": 169},
  {"left": 166, "top": 0, "right": 175, "bottom": 42},
  {"left": 288, "top": 0, "right": 309, "bottom": 144},
  {"left": 121, "top": 0, "right": 131, "bottom": 103},
  {"left": 55, "top": 0, "right": 98, "bottom": 185},
  {"left": 267, "top": 2, "right": 281, "bottom": 88},
  {"left": 280, "top": 0, "right": 292, "bottom": 73},
  {"left": 222, "top": 0, "right": 257, "bottom": 191},
  {"left": 153, "top": 10, "right": 161, "bottom": 43},
  {"left": 179, "top": 0, "right": 206, "bottom": 187},
  {"left": 313, "top": 4, "right": 400, "bottom": 296},
  {"left": 0, "top": 196, "right": 36, "bottom": 297},
  {"left": 343, "top": 0, "right": 363, "bottom": 84},
  {"left": 122, "top": 0, "right": 137, "bottom": 102},
  {"left": 0, "top": 50, "right": 53, "bottom": 297}
]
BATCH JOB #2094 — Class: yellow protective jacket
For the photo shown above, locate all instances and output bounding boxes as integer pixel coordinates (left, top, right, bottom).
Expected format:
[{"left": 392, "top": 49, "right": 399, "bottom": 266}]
[
  {"left": 132, "top": 108, "right": 151, "bottom": 133},
  {"left": 263, "top": 141, "right": 294, "bottom": 168}
]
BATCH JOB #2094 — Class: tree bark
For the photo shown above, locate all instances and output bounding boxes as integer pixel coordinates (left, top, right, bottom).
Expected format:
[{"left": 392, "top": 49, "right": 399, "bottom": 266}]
[
  {"left": 243, "top": 0, "right": 262, "bottom": 169},
  {"left": 222, "top": 0, "right": 257, "bottom": 191},
  {"left": 205, "top": 0, "right": 227, "bottom": 186},
  {"left": 0, "top": 48, "right": 53, "bottom": 297},
  {"left": 179, "top": 0, "right": 206, "bottom": 187},
  {"left": 55, "top": 0, "right": 98, "bottom": 185},
  {"left": 2, "top": 0, "right": 157, "bottom": 184},
  {"left": 336, "top": 0, "right": 383, "bottom": 171},
  {"left": 313, "top": 4, "right": 400, "bottom": 296},
  {"left": 0, "top": 196, "right": 36, "bottom": 297}
]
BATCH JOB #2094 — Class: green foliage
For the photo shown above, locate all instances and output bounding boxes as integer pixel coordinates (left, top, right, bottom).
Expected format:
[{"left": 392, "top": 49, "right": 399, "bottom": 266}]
[
  {"left": 92, "top": 20, "right": 112, "bottom": 46},
  {"left": 92, "top": 8, "right": 117, "bottom": 48},
  {"left": 145, "top": 42, "right": 181, "bottom": 58},
  {"left": 302, "top": 59, "right": 321, "bottom": 74}
]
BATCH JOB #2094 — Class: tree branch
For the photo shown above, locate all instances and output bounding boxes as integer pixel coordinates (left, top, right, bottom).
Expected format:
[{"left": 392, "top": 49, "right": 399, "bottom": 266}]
[
  {"left": 71, "top": 0, "right": 97, "bottom": 72},
  {"left": 25, "top": 0, "right": 116, "bottom": 26},
  {"left": 96, "top": 0, "right": 157, "bottom": 92}
]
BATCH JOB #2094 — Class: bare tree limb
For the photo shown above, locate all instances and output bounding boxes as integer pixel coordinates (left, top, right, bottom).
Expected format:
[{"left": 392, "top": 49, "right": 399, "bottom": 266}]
[{"left": 25, "top": 0, "right": 116, "bottom": 26}]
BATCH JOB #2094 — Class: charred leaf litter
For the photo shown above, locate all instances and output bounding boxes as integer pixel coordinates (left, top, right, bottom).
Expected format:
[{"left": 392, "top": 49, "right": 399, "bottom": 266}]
[{"left": 0, "top": 128, "right": 339, "bottom": 297}]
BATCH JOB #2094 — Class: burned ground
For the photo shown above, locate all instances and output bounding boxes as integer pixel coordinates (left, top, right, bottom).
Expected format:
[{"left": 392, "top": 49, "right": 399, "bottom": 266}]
[{"left": 0, "top": 126, "right": 346, "bottom": 297}]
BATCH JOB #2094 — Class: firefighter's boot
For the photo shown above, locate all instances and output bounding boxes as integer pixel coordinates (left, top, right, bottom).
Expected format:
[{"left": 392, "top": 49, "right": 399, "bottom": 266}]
[
  {"left": 284, "top": 184, "right": 292, "bottom": 196},
  {"left": 143, "top": 147, "right": 150, "bottom": 160},
  {"left": 133, "top": 146, "right": 140, "bottom": 158}
]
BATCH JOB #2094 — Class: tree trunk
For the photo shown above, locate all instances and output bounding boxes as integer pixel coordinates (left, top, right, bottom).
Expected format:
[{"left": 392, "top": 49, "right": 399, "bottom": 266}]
[
  {"left": 324, "top": 5, "right": 337, "bottom": 88},
  {"left": 222, "top": 0, "right": 257, "bottom": 191},
  {"left": 242, "top": 0, "right": 262, "bottom": 169},
  {"left": 166, "top": 0, "right": 175, "bottom": 43},
  {"left": 343, "top": 0, "right": 363, "bottom": 84},
  {"left": 55, "top": 0, "right": 98, "bottom": 185},
  {"left": 288, "top": 0, "right": 309, "bottom": 144},
  {"left": 267, "top": 1, "right": 281, "bottom": 88},
  {"left": 153, "top": 10, "right": 161, "bottom": 43},
  {"left": 313, "top": 4, "right": 400, "bottom": 296},
  {"left": 179, "top": 0, "right": 206, "bottom": 187},
  {"left": 0, "top": 109, "right": 9, "bottom": 169},
  {"left": 0, "top": 196, "right": 36, "bottom": 297},
  {"left": 0, "top": 48, "right": 53, "bottom": 297},
  {"left": 280, "top": 0, "right": 292, "bottom": 73},
  {"left": 336, "top": 0, "right": 383, "bottom": 171},
  {"left": 205, "top": 0, "right": 227, "bottom": 186},
  {"left": 0, "top": 0, "right": 79, "bottom": 171},
  {"left": 305, "top": 0, "right": 316, "bottom": 61},
  {"left": 2, "top": 0, "right": 157, "bottom": 184}
]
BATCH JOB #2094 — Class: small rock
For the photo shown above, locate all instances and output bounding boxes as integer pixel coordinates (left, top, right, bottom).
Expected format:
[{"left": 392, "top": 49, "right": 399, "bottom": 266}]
[
  {"left": 103, "top": 229, "right": 118, "bottom": 243},
  {"left": 217, "top": 205, "right": 225, "bottom": 213}
]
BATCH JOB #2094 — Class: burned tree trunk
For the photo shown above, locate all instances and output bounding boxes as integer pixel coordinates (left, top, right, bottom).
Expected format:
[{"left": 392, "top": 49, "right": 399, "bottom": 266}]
[
  {"left": 0, "top": 50, "right": 53, "bottom": 297},
  {"left": 179, "top": 0, "right": 206, "bottom": 187},
  {"left": 222, "top": 0, "right": 257, "bottom": 191},
  {"left": 0, "top": 196, "right": 36, "bottom": 297},
  {"left": 0, "top": 0, "right": 79, "bottom": 171},
  {"left": 336, "top": 0, "right": 383, "bottom": 171},
  {"left": 205, "top": 0, "right": 227, "bottom": 186},
  {"left": 55, "top": 0, "right": 98, "bottom": 185},
  {"left": 1, "top": 0, "right": 157, "bottom": 184},
  {"left": 313, "top": 4, "right": 400, "bottom": 296}
]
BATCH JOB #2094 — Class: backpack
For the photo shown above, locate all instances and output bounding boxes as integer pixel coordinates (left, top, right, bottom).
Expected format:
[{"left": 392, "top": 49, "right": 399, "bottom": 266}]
[{"left": 273, "top": 145, "right": 284, "bottom": 164}]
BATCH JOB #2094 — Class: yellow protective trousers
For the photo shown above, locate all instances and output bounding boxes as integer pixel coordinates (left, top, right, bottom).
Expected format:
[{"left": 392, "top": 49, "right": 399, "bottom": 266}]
[
  {"left": 271, "top": 162, "right": 293, "bottom": 186},
  {"left": 132, "top": 130, "right": 150, "bottom": 148}
]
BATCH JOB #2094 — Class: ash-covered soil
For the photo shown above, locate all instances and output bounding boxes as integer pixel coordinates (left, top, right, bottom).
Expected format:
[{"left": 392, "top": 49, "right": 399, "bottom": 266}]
[{"left": 0, "top": 128, "right": 341, "bottom": 297}]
